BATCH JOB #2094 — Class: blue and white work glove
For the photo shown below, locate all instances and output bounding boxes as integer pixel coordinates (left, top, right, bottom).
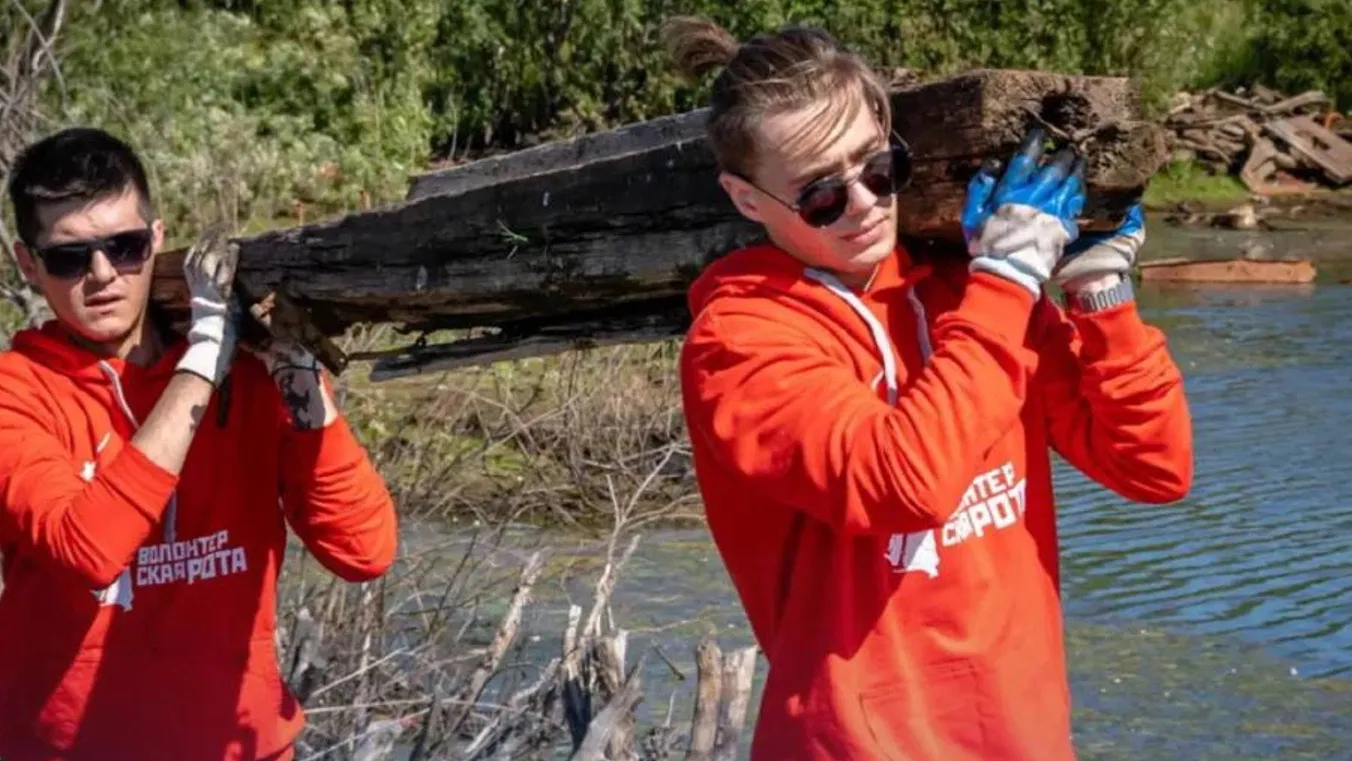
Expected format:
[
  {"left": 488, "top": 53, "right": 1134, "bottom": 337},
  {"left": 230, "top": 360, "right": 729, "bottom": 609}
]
[
  {"left": 177, "top": 226, "right": 242, "bottom": 386},
  {"left": 962, "top": 126, "right": 1086, "bottom": 297},
  {"left": 1053, "top": 203, "right": 1145, "bottom": 294}
]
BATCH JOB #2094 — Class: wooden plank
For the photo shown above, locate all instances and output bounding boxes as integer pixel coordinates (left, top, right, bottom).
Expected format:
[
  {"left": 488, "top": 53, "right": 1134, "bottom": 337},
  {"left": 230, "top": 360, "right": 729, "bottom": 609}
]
[
  {"left": 1264, "top": 116, "right": 1352, "bottom": 184},
  {"left": 1138, "top": 258, "right": 1316, "bottom": 284},
  {"left": 888, "top": 69, "right": 1167, "bottom": 240},
  {"left": 148, "top": 68, "right": 1167, "bottom": 375}
]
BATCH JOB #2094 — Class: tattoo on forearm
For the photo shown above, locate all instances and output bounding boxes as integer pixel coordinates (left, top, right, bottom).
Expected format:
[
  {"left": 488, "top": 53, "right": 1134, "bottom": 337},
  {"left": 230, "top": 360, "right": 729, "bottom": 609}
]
[{"left": 188, "top": 402, "right": 208, "bottom": 431}]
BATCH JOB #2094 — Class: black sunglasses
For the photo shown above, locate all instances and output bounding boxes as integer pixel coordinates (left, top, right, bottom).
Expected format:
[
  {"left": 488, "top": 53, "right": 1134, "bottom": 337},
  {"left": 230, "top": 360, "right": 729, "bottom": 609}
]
[
  {"left": 32, "top": 229, "right": 154, "bottom": 279},
  {"left": 739, "top": 138, "right": 914, "bottom": 228}
]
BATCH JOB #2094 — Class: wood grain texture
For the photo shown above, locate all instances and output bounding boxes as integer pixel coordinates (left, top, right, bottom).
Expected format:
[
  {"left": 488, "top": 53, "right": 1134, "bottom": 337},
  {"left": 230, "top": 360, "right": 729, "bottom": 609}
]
[{"left": 148, "top": 69, "right": 1167, "bottom": 373}]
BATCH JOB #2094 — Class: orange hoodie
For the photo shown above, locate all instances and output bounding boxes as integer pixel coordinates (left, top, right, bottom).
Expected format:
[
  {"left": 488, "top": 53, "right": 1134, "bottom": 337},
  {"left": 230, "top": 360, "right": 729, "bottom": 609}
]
[
  {"left": 0, "top": 321, "right": 398, "bottom": 761},
  {"left": 679, "top": 243, "right": 1192, "bottom": 761}
]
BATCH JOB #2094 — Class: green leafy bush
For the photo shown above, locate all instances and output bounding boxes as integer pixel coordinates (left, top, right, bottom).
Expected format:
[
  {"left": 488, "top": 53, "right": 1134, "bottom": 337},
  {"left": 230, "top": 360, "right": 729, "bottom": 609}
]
[
  {"left": 18, "top": 0, "right": 1330, "bottom": 241},
  {"left": 1228, "top": 0, "right": 1352, "bottom": 110}
]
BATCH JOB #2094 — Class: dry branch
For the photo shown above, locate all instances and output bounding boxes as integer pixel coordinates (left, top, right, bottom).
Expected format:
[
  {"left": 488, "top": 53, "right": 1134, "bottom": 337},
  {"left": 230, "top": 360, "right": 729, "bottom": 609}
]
[
  {"left": 280, "top": 518, "right": 763, "bottom": 761},
  {"left": 0, "top": 0, "right": 67, "bottom": 330}
]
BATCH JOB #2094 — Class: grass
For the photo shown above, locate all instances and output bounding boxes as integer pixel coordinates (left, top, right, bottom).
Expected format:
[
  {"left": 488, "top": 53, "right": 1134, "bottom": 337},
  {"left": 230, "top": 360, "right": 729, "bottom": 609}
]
[
  {"left": 332, "top": 327, "right": 697, "bottom": 530},
  {"left": 1144, "top": 159, "right": 1252, "bottom": 208}
]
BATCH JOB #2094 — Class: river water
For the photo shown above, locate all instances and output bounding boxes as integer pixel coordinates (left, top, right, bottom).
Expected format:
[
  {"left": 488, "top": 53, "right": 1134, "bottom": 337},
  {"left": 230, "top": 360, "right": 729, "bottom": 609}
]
[{"left": 398, "top": 218, "right": 1352, "bottom": 760}]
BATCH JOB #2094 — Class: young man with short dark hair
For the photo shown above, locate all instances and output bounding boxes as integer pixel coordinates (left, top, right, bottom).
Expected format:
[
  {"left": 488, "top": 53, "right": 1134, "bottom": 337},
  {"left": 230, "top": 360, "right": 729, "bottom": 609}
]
[{"left": 0, "top": 126, "right": 399, "bottom": 761}]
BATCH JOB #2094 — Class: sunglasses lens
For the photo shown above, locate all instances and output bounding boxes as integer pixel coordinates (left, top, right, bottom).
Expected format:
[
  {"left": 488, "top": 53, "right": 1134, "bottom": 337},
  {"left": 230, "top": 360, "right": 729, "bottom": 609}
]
[
  {"left": 39, "top": 245, "right": 93, "bottom": 279},
  {"left": 859, "top": 153, "right": 896, "bottom": 198},
  {"left": 104, "top": 230, "right": 152, "bottom": 265},
  {"left": 797, "top": 180, "right": 849, "bottom": 228},
  {"left": 795, "top": 144, "right": 913, "bottom": 228},
  {"left": 34, "top": 229, "right": 151, "bottom": 278}
]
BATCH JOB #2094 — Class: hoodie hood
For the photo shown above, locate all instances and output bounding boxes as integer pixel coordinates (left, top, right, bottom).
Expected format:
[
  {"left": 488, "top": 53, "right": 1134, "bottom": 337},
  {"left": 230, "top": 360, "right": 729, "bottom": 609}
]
[
  {"left": 688, "top": 242, "right": 937, "bottom": 407},
  {"left": 689, "top": 242, "right": 933, "bottom": 311},
  {"left": 11, "top": 320, "right": 186, "bottom": 399}
]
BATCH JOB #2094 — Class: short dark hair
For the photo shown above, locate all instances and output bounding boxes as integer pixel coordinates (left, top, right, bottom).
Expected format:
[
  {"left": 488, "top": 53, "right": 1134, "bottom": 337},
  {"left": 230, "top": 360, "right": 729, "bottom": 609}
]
[{"left": 7, "top": 127, "right": 155, "bottom": 246}]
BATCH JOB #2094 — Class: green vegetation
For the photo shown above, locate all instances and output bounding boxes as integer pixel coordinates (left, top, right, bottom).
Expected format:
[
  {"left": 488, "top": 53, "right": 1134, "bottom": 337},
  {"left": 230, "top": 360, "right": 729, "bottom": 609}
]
[
  {"left": 1144, "top": 160, "right": 1252, "bottom": 207},
  {"left": 9, "top": 0, "right": 1343, "bottom": 242}
]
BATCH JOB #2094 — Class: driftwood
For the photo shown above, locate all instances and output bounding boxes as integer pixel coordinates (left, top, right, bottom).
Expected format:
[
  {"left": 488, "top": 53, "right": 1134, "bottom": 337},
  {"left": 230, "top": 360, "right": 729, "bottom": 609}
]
[
  {"left": 282, "top": 528, "right": 762, "bottom": 761},
  {"left": 1138, "top": 257, "right": 1317, "bottom": 284},
  {"left": 148, "top": 68, "right": 1167, "bottom": 378}
]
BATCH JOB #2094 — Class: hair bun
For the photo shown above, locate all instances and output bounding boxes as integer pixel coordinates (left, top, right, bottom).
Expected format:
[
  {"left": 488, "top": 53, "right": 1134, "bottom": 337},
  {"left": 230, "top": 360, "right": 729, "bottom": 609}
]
[{"left": 661, "top": 15, "right": 741, "bottom": 82}]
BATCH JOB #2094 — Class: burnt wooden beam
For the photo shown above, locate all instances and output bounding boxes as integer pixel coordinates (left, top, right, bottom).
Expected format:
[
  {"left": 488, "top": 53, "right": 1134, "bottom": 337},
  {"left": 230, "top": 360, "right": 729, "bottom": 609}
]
[{"left": 148, "top": 68, "right": 1168, "bottom": 377}]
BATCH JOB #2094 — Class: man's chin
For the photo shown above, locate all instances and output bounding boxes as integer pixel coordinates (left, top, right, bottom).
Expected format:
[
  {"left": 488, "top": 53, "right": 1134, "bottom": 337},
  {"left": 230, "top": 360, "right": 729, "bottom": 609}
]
[
  {"left": 844, "top": 239, "right": 896, "bottom": 270},
  {"left": 69, "top": 313, "right": 139, "bottom": 351}
]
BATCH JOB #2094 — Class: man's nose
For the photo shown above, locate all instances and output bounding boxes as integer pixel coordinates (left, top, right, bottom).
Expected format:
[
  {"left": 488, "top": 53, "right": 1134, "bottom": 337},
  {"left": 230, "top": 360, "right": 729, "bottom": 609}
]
[
  {"left": 87, "top": 250, "right": 118, "bottom": 283},
  {"left": 845, "top": 178, "right": 880, "bottom": 216}
]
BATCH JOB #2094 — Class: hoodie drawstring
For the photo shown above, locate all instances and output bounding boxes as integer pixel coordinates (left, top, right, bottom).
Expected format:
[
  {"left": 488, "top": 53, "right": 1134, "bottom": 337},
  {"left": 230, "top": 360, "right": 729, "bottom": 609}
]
[
  {"left": 98, "top": 361, "right": 178, "bottom": 543},
  {"left": 804, "top": 268, "right": 933, "bottom": 406}
]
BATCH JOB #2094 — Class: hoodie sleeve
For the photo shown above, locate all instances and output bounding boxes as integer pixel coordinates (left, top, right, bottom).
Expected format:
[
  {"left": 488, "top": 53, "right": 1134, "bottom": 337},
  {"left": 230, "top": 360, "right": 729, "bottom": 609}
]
[
  {"left": 1033, "top": 296, "right": 1194, "bottom": 503},
  {"left": 0, "top": 388, "right": 178, "bottom": 588},
  {"left": 277, "top": 374, "right": 398, "bottom": 582},
  {"left": 681, "top": 272, "right": 1042, "bottom": 536}
]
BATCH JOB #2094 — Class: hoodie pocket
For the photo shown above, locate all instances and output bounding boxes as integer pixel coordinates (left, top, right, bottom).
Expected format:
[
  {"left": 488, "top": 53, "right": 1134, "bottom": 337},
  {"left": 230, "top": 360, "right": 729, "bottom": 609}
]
[{"left": 858, "top": 660, "right": 986, "bottom": 761}]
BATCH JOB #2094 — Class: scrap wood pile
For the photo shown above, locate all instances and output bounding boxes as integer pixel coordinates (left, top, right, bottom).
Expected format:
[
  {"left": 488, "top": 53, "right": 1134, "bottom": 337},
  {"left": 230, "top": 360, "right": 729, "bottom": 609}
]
[{"left": 1164, "top": 85, "right": 1352, "bottom": 193}]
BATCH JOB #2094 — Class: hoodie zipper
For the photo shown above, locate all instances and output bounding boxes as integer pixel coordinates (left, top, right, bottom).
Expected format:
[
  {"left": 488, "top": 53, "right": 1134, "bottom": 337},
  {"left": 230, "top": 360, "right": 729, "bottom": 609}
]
[{"left": 98, "top": 361, "right": 178, "bottom": 543}]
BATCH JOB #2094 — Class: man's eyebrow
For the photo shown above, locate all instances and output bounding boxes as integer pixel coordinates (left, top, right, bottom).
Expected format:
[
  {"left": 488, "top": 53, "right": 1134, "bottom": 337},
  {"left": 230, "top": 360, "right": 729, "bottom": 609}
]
[
  {"left": 788, "top": 162, "right": 835, "bottom": 189},
  {"left": 788, "top": 140, "right": 888, "bottom": 189}
]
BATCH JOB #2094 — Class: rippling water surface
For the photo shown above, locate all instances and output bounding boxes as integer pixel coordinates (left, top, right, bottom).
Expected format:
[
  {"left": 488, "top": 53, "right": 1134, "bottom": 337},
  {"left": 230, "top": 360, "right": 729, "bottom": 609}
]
[{"left": 1058, "top": 281, "right": 1352, "bottom": 680}]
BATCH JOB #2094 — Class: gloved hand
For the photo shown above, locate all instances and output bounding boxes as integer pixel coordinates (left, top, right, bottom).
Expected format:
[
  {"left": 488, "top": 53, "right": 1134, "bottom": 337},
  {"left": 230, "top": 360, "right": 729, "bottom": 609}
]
[
  {"left": 257, "top": 339, "right": 323, "bottom": 380},
  {"left": 1053, "top": 203, "right": 1144, "bottom": 294},
  {"left": 962, "top": 126, "right": 1086, "bottom": 297},
  {"left": 245, "top": 291, "right": 323, "bottom": 379},
  {"left": 176, "top": 226, "right": 241, "bottom": 386}
]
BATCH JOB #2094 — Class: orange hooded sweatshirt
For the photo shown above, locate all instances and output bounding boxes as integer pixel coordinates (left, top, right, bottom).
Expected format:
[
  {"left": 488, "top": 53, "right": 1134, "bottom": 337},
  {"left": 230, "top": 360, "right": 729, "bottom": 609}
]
[
  {"left": 0, "top": 322, "right": 398, "bottom": 761},
  {"left": 680, "top": 243, "right": 1193, "bottom": 761}
]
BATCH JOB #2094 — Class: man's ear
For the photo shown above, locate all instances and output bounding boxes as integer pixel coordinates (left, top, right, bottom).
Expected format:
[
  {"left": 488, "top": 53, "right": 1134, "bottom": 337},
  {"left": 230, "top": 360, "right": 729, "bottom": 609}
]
[
  {"left": 150, "top": 218, "right": 165, "bottom": 254},
  {"left": 12, "top": 241, "right": 41, "bottom": 288},
  {"left": 718, "top": 172, "right": 767, "bottom": 224}
]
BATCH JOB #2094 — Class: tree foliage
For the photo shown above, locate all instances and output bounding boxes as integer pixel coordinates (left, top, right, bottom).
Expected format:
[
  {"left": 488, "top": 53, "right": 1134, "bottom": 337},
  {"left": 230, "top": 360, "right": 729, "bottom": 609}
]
[{"left": 4, "top": 0, "right": 1337, "bottom": 240}]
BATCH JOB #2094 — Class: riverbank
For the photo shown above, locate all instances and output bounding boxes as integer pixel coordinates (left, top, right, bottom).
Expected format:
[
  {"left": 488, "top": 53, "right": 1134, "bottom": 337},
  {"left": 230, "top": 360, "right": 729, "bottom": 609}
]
[{"left": 281, "top": 249, "right": 1352, "bottom": 758}]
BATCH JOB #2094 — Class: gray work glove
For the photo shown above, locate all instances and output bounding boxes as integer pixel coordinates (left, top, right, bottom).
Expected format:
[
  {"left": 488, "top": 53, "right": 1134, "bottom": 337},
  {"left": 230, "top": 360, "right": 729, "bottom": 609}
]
[
  {"left": 176, "top": 227, "right": 242, "bottom": 386},
  {"left": 1053, "top": 203, "right": 1145, "bottom": 293}
]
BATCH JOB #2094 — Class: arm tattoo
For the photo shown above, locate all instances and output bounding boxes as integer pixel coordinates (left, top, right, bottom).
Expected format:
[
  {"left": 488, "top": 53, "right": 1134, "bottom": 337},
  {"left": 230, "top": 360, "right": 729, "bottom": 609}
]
[{"left": 188, "top": 402, "right": 208, "bottom": 431}]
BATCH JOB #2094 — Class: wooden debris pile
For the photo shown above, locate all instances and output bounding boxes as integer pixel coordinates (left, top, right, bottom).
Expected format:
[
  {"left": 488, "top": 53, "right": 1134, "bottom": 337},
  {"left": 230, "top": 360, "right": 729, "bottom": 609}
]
[{"left": 1165, "top": 86, "right": 1352, "bottom": 193}]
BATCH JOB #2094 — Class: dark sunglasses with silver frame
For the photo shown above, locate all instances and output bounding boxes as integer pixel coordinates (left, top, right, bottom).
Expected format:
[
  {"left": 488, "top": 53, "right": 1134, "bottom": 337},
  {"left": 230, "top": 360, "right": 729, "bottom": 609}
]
[
  {"left": 29, "top": 228, "right": 154, "bottom": 280},
  {"left": 732, "top": 133, "right": 913, "bottom": 229}
]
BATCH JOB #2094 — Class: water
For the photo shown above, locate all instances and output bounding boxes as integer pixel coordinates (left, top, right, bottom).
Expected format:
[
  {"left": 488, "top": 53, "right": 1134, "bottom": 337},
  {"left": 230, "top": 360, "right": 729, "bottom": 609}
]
[
  {"left": 1058, "top": 282, "right": 1352, "bottom": 680},
  {"left": 397, "top": 219, "right": 1352, "bottom": 758}
]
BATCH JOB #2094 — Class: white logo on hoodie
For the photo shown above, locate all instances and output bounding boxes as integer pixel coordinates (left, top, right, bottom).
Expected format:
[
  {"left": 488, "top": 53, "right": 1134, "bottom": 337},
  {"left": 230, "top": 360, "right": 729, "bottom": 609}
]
[
  {"left": 884, "top": 530, "right": 940, "bottom": 578},
  {"left": 884, "top": 461, "right": 1028, "bottom": 579}
]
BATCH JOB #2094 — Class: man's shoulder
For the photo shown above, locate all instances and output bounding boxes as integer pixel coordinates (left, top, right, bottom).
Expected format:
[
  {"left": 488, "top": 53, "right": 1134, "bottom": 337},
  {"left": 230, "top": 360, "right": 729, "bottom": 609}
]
[{"left": 0, "top": 343, "right": 50, "bottom": 390}]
